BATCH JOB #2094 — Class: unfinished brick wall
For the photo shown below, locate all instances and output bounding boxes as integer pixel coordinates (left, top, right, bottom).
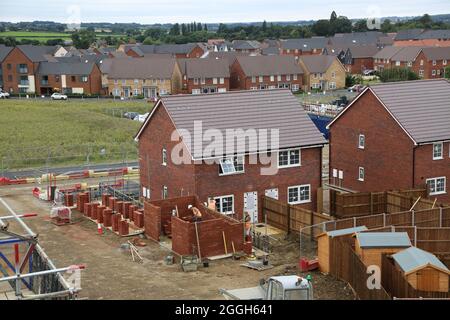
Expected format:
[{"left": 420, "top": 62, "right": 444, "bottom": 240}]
[{"left": 144, "top": 201, "right": 162, "bottom": 241}]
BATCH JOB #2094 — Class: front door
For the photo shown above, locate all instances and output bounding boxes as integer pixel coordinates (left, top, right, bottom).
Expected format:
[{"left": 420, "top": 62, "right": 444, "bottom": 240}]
[
  {"left": 244, "top": 191, "right": 258, "bottom": 223},
  {"left": 123, "top": 87, "right": 131, "bottom": 97}
]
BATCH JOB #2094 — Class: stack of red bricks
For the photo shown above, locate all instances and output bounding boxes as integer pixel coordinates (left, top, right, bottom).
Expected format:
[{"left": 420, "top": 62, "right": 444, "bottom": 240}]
[{"left": 76, "top": 192, "right": 90, "bottom": 213}]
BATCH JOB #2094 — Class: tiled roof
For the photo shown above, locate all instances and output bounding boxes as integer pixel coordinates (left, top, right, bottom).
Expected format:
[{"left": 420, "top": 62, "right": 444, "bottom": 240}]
[{"left": 236, "top": 55, "right": 303, "bottom": 76}]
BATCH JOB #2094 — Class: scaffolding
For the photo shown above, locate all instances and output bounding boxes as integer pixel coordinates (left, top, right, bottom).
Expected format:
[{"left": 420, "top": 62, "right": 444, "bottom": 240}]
[{"left": 0, "top": 198, "right": 84, "bottom": 300}]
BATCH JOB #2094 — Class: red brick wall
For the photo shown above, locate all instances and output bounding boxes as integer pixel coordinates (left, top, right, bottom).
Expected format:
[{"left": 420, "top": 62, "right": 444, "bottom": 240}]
[
  {"left": 194, "top": 148, "right": 322, "bottom": 220},
  {"left": 186, "top": 46, "right": 205, "bottom": 59},
  {"left": 329, "top": 89, "right": 415, "bottom": 192},
  {"left": 230, "top": 60, "right": 303, "bottom": 91},
  {"left": 186, "top": 77, "right": 230, "bottom": 93},
  {"left": 414, "top": 143, "right": 450, "bottom": 203},
  {"left": 138, "top": 103, "right": 196, "bottom": 201},
  {"left": 171, "top": 217, "right": 195, "bottom": 255},
  {"left": 1, "top": 47, "right": 35, "bottom": 93},
  {"left": 350, "top": 57, "right": 374, "bottom": 74},
  {"left": 280, "top": 49, "right": 324, "bottom": 57}
]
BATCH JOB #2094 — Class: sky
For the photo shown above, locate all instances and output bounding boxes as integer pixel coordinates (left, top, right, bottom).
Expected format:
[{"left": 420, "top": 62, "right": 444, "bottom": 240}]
[{"left": 1, "top": 0, "right": 449, "bottom": 24}]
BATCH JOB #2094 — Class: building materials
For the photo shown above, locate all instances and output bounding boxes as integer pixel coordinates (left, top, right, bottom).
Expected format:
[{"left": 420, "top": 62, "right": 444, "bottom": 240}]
[{"left": 222, "top": 231, "right": 228, "bottom": 255}]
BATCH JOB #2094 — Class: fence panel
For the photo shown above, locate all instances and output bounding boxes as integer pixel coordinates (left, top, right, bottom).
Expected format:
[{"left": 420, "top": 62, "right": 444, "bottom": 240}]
[
  {"left": 262, "top": 196, "right": 289, "bottom": 232},
  {"left": 414, "top": 208, "right": 441, "bottom": 227}
]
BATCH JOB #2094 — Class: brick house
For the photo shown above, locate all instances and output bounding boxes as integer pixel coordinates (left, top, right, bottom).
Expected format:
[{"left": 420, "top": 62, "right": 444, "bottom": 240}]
[
  {"left": 231, "top": 40, "right": 262, "bottom": 54},
  {"left": 373, "top": 46, "right": 423, "bottom": 74},
  {"left": 342, "top": 45, "right": 379, "bottom": 74},
  {"left": 36, "top": 61, "right": 102, "bottom": 95},
  {"left": 121, "top": 43, "right": 205, "bottom": 59},
  {"left": 0, "top": 45, "right": 13, "bottom": 90},
  {"left": 394, "top": 29, "right": 450, "bottom": 47},
  {"left": 177, "top": 58, "right": 230, "bottom": 94},
  {"left": 298, "top": 55, "right": 346, "bottom": 91},
  {"left": 106, "top": 57, "right": 182, "bottom": 98},
  {"left": 280, "top": 37, "right": 328, "bottom": 58},
  {"left": 135, "top": 89, "right": 326, "bottom": 222},
  {"left": 420, "top": 47, "right": 450, "bottom": 79},
  {"left": 230, "top": 55, "right": 303, "bottom": 92},
  {"left": 327, "top": 79, "right": 450, "bottom": 204},
  {"left": 1, "top": 45, "right": 57, "bottom": 94}
]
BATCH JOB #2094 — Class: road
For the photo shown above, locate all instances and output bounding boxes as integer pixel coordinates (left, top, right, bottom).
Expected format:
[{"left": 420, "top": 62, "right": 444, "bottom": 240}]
[{"left": 2, "top": 161, "right": 139, "bottom": 179}]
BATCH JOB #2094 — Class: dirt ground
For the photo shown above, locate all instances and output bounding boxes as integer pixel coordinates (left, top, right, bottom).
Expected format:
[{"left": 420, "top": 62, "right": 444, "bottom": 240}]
[{"left": 0, "top": 180, "right": 354, "bottom": 300}]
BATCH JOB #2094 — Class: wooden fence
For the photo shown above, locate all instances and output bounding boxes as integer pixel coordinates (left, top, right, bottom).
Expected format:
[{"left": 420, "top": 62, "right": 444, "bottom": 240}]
[
  {"left": 381, "top": 254, "right": 450, "bottom": 299},
  {"left": 329, "top": 237, "right": 391, "bottom": 300},
  {"left": 330, "top": 189, "right": 447, "bottom": 218},
  {"left": 262, "top": 196, "right": 331, "bottom": 235}
]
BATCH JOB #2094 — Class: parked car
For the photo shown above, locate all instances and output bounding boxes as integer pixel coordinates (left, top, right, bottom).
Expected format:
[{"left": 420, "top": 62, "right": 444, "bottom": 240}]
[
  {"left": 0, "top": 91, "right": 10, "bottom": 99},
  {"left": 347, "top": 85, "right": 365, "bottom": 93},
  {"left": 51, "top": 93, "right": 68, "bottom": 100},
  {"left": 134, "top": 113, "right": 149, "bottom": 122},
  {"left": 124, "top": 112, "right": 139, "bottom": 120}
]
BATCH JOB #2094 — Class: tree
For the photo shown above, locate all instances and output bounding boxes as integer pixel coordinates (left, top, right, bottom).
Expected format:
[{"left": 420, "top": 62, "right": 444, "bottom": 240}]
[
  {"left": 353, "top": 19, "right": 369, "bottom": 32},
  {"left": 262, "top": 20, "right": 267, "bottom": 32},
  {"left": 380, "top": 19, "right": 395, "bottom": 33},
  {"left": 204, "top": 24, "right": 208, "bottom": 31},
  {"left": 181, "top": 23, "right": 187, "bottom": 35},
  {"left": 444, "top": 66, "right": 450, "bottom": 79},
  {"left": 197, "top": 23, "right": 202, "bottom": 31},
  {"left": 312, "top": 19, "right": 330, "bottom": 36},
  {"left": 169, "top": 23, "right": 180, "bottom": 36},
  {"left": 330, "top": 11, "right": 338, "bottom": 22},
  {"left": 332, "top": 16, "right": 352, "bottom": 34},
  {"left": 71, "top": 29, "right": 96, "bottom": 49},
  {"left": 418, "top": 14, "right": 432, "bottom": 28}
]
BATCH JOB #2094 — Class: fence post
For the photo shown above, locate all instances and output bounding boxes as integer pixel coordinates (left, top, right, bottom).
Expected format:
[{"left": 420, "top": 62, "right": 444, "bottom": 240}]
[
  {"left": 439, "top": 207, "right": 442, "bottom": 228},
  {"left": 370, "top": 192, "right": 374, "bottom": 214},
  {"left": 414, "top": 226, "right": 417, "bottom": 247},
  {"left": 353, "top": 217, "right": 356, "bottom": 227},
  {"left": 287, "top": 204, "right": 291, "bottom": 235},
  {"left": 411, "top": 210, "right": 415, "bottom": 226},
  {"left": 383, "top": 213, "right": 386, "bottom": 227}
]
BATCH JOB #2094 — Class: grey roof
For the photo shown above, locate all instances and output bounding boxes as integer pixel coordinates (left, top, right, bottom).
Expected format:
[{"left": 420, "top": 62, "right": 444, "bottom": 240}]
[
  {"left": 108, "top": 57, "right": 176, "bottom": 79},
  {"left": 17, "top": 45, "right": 57, "bottom": 62},
  {"left": 392, "top": 247, "right": 449, "bottom": 274},
  {"left": 0, "top": 45, "right": 13, "bottom": 62},
  {"left": 330, "top": 31, "right": 386, "bottom": 46},
  {"left": 236, "top": 55, "right": 303, "bottom": 76},
  {"left": 347, "top": 45, "right": 380, "bottom": 59},
  {"left": 136, "top": 90, "right": 327, "bottom": 157},
  {"left": 373, "top": 46, "right": 404, "bottom": 60},
  {"left": 262, "top": 47, "right": 280, "bottom": 55},
  {"left": 178, "top": 58, "right": 230, "bottom": 78},
  {"left": 417, "top": 29, "right": 450, "bottom": 40},
  {"left": 326, "top": 226, "right": 368, "bottom": 238},
  {"left": 370, "top": 79, "right": 450, "bottom": 143},
  {"left": 356, "top": 232, "right": 411, "bottom": 248},
  {"left": 204, "top": 51, "right": 252, "bottom": 66},
  {"left": 128, "top": 43, "right": 200, "bottom": 56},
  {"left": 394, "top": 29, "right": 424, "bottom": 41},
  {"left": 298, "top": 55, "right": 338, "bottom": 73},
  {"left": 390, "top": 47, "right": 423, "bottom": 62},
  {"left": 232, "top": 40, "right": 261, "bottom": 50},
  {"left": 37, "top": 61, "right": 96, "bottom": 75},
  {"left": 281, "top": 37, "right": 328, "bottom": 51},
  {"left": 422, "top": 47, "right": 450, "bottom": 61}
]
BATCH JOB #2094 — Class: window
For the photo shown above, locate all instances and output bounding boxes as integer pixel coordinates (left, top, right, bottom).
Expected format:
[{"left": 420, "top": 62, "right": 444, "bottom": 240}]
[
  {"left": 133, "top": 88, "right": 140, "bottom": 96},
  {"left": 358, "top": 134, "right": 365, "bottom": 149},
  {"left": 214, "top": 195, "right": 234, "bottom": 214},
  {"left": 219, "top": 156, "right": 244, "bottom": 175},
  {"left": 114, "top": 79, "right": 118, "bottom": 85},
  {"left": 18, "top": 64, "right": 28, "bottom": 74},
  {"left": 420, "top": 60, "right": 424, "bottom": 66},
  {"left": 270, "top": 75, "right": 274, "bottom": 82},
  {"left": 277, "top": 75, "right": 282, "bottom": 81},
  {"left": 200, "top": 77, "right": 206, "bottom": 85},
  {"left": 329, "top": 82, "right": 336, "bottom": 89},
  {"left": 251, "top": 76, "right": 256, "bottom": 83},
  {"left": 427, "top": 177, "right": 446, "bottom": 195},
  {"left": 122, "top": 79, "right": 126, "bottom": 85},
  {"left": 7, "top": 63, "right": 11, "bottom": 70},
  {"left": 419, "top": 69, "right": 424, "bottom": 77},
  {"left": 287, "top": 185, "right": 311, "bottom": 204},
  {"left": 433, "top": 142, "right": 443, "bottom": 160},
  {"left": 250, "top": 87, "right": 257, "bottom": 90},
  {"left": 218, "top": 88, "right": 227, "bottom": 93},
  {"left": 213, "top": 77, "right": 218, "bottom": 84},
  {"left": 278, "top": 149, "right": 301, "bottom": 168},
  {"left": 291, "top": 84, "right": 299, "bottom": 92},
  {"left": 286, "top": 74, "right": 291, "bottom": 81},
  {"left": 293, "top": 74, "right": 298, "bottom": 80},
  {"left": 162, "top": 148, "right": 167, "bottom": 165},
  {"left": 432, "top": 60, "right": 437, "bottom": 66},
  {"left": 358, "top": 167, "right": 365, "bottom": 181},
  {"left": 395, "top": 61, "right": 401, "bottom": 66},
  {"left": 432, "top": 70, "right": 436, "bottom": 76},
  {"left": 162, "top": 186, "right": 168, "bottom": 199},
  {"left": 192, "top": 88, "right": 201, "bottom": 94},
  {"left": 194, "top": 78, "right": 199, "bottom": 85},
  {"left": 219, "top": 77, "right": 224, "bottom": 84},
  {"left": 80, "top": 75, "right": 87, "bottom": 83},
  {"left": 259, "top": 76, "right": 263, "bottom": 83},
  {"left": 134, "top": 79, "right": 139, "bottom": 84},
  {"left": 407, "top": 62, "right": 412, "bottom": 67},
  {"left": 444, "top": 60, "right": 447, "bottom": 65}
]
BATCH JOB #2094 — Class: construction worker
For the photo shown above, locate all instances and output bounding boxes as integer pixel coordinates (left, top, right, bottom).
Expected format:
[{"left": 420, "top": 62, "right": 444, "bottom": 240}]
[
  {"left": 244, "top": 212, "right": 252, "bottom": 241},
  {"left": 188, "top": 205, "right": 202, "bottom": 222}
]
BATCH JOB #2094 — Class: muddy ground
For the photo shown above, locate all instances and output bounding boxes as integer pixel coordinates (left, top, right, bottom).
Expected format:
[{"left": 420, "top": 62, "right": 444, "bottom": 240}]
[{"left": 0, "top": 181, "right": 353, "bottom": 300}]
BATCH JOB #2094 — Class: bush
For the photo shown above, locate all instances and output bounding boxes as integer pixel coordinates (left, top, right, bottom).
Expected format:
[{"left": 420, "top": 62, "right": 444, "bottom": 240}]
[{"left": 378, "top": 68, "right": 419, "bottom": 82}]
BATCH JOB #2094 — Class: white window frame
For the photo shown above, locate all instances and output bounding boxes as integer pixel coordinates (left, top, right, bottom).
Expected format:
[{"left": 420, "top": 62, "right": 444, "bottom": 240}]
[
  {"left": 250, "top": 86, "right": 258, "bottom": 90},
  {"left": 218, "top": 156, "right": 245, "bottom": 176},
  {"left": 358, "top": 134, "right": 365, "bottom": 149},
  {"left": 395, "top": 61, "right": 401, "bottom": 66},
  {"left": 358, "top": 167, "right": 365, "bottom": 182},
  {"left": 219, "top": 77, "right": 224, "bottom": 84},
  {"left": 291, "top": 84, "right": 299, "bottom": 92},
  {"left": 259, "top": 76, "right": 263, "bottom": 83},
  {"left": 200, "top": 77, "right": 206, "bottom": 85},
  {"left": 194, "top": 78, "right": 199, "bottom": 85},
  {"left": 407, "top": 61, "right": 412, "bottom": 67},
  {"left": 293, "top": 74, "right": 298, "bottom": 80},
  {"left": 162, "top": 148, "right": 167, "bottom": 166},
  {"left": 214, "top": 195, "right": 235, "bottom": 214},
  {"left": 287, "top": 184, "right": 311, "bottom": 205},
  {"left": 251, "top": 76, "right": 256, "bottom": 83},
  {"left": 213, "top": 77, "right": 218, "bottom": 84},
  {"left": 432, "top": 60, "right": 437, "bottom": 66},
  {"left": 192, "top": 88, "right": 201, "bottom": 95},
  {"left": 162, "top": 186, "right": 168, "bottom": 199},
  {"left": 433, "top": 142, "right": 443, "bottom": 160},
  {"left": 277, "top": 75, "right": 282, "bottom": 82},
  {"left": 286, "top": 74, "right": 291, "bottom": 81},
  {"left": 420, "top": 60, "right": 424, "bottom": 66},
  {"left": 427, "top": 177, "right": 446, "bottom": 196},
  {"left": 329, "top": 82, "right": 336, "bottom": 90},
  {"left": 419, "top": 69, "right": 424, "bottom": 77},
  {"left": 278, "top": 148, "right": 301, "bottom": 168},
  {"left": 270, "top": 75, "right": 275, "bottom": 82},
  {"left": 443, "top": 59, "right": 447, "bottom": 65},
  {"left": 432, "top": 69, "right": 436, "bottom": 76}
]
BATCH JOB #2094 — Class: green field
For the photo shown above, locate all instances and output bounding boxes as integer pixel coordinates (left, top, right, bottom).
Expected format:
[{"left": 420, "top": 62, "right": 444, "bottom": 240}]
[
  {"left": 0, "top": 99, "right": 153, "bottom": 169},
  {"left": 0, "top": 31, "right": 124, "bottom": 43}
]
